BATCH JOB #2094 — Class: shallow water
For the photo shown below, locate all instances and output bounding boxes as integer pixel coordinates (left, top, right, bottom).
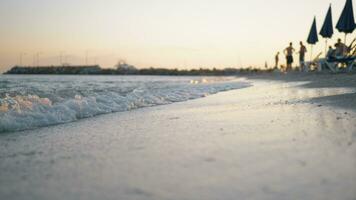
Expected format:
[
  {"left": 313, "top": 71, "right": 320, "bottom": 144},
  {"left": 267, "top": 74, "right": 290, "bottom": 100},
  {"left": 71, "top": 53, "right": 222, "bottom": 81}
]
[
  {"left": 0, "top": 78, "right": 355, "bottom": 200},
  {"left": 0, "top": 75, "right": 249, "bottom": 133}
]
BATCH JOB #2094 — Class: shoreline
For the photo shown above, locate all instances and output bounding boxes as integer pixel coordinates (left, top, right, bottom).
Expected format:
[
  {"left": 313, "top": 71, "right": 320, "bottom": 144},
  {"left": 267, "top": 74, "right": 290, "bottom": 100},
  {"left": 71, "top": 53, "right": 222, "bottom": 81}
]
[
  {"left": 1, "top": 74, "right": 356, "bottom": 200},
  {"left": 0, "top": 76, "right": 250, "bottom": 134}
]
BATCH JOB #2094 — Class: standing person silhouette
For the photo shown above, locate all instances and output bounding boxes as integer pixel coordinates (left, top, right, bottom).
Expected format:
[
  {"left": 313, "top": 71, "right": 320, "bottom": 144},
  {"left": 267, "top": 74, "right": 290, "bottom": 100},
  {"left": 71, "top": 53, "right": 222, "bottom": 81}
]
[
  {"left": 299, "top": 42, "right": 307, "bottom": 71},
  {"left": 335, "top": 38, "right": 348, "bottom": 57},
  {"left": 275, "top": 52, "right": 280, "bottom": 69},
  {"left": 284, "top": 42, "right": 295, "bottom": 71}
]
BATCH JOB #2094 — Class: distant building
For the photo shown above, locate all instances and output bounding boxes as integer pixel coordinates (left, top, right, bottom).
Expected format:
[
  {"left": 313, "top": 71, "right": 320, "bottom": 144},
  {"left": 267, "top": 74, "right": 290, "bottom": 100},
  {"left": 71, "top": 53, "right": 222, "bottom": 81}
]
[
  {"left": 5, "top": 65, "right": 101, "bottom": 75},
  {"left": 115, "top": 61, "right": 137, "bottom": 74}
]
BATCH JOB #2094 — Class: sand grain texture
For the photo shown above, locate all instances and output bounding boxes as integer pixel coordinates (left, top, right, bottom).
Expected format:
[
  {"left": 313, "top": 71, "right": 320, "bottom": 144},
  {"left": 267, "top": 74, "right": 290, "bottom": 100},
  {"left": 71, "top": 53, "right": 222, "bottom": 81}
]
[{"left": 1, "top": 74, "right": 356, "bottom": 200}]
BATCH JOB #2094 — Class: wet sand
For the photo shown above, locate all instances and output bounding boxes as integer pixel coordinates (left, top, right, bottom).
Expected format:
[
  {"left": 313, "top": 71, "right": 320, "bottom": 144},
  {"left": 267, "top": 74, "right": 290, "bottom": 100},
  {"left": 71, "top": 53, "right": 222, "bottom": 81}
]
[{"left": 1, "top": 73, "right": 356, "bottom": 200}]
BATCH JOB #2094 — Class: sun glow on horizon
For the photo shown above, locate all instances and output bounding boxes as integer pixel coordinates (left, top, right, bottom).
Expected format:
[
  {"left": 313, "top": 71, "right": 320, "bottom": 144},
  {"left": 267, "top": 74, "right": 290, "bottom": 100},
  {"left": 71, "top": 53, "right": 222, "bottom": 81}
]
[{"left": 0, "top": 0, "right": 354, "bottom": 72}]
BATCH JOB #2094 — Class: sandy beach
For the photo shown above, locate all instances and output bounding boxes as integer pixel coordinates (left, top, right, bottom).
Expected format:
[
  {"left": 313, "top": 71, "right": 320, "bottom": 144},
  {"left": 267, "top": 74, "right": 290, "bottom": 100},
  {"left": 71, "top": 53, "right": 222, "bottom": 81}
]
[{"left": 1, "top": 73, "right": 356, "bottom": 200}]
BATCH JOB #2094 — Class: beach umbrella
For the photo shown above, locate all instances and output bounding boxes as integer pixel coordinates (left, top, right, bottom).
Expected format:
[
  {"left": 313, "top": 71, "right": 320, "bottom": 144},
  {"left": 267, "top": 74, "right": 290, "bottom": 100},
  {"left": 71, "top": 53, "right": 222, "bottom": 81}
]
[
  {"left": 336, "top": 0, "right": 356, "bottom": 43},
  {"left": 320, "top": 4, "right": 334, "bottom": 55},
  {"left": 307, "top": 17, "right": 319, "bottom": 61}
]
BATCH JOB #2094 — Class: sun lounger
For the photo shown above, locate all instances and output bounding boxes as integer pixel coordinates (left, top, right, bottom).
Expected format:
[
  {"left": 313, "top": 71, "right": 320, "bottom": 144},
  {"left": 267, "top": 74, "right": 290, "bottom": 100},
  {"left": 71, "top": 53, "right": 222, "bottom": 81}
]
[
  {"left": 316, "top": 39, "right": 356, "bottom": 73},
  {"left": 304, "top": 52, "right": 323, "bottom": 72},
  {"left": 346, "top": 56, "right": 356, "bottom": 71},
  {"left": 318, "top": 56, "right": 356, "bottom": 72}
]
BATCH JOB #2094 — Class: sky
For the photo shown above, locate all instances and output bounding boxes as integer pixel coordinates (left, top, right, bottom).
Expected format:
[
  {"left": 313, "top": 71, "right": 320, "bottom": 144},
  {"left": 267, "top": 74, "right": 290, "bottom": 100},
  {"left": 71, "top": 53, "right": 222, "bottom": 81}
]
[{"left": 0, "top": 0, "right": 355, "bottom": 72}]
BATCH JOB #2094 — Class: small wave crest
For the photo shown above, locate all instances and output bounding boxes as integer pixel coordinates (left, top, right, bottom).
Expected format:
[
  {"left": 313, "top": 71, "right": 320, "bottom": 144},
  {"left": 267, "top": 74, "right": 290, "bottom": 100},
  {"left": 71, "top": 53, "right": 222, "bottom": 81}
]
[{"left": 0, "top": 76, "right": 248, "bottom": 133}]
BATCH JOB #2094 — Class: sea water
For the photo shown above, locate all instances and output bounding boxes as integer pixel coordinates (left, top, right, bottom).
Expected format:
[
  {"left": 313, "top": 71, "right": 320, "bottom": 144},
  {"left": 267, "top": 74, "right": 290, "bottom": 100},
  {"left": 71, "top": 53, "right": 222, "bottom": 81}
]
[{"left": 0, "top": 75, "right": 249, "bottom": 133}]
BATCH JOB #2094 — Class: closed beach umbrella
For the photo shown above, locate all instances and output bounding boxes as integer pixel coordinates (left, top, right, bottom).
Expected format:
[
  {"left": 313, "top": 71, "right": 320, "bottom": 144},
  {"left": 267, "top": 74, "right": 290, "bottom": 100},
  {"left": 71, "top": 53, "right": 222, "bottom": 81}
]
[
  {"left": 320, "top": 5, "right": 334, "bottom": 38},
  {"left": 307, "top": 17, "right": 319, "bottom": 44},
  {"left": 336, "top": 0, "right": 356, "bottom": 42},
  {"left": 320, "top": 4, "right": 334, "bottom": 55},
  {"left": 307, "top": 17, "right": 319, "bottom": 61}
]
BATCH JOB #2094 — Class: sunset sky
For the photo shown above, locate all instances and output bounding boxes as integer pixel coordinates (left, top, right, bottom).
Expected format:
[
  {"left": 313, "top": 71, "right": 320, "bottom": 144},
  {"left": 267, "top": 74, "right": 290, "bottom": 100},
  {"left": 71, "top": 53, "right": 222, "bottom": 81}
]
[{"left": 0, "top": 0, "right": 354, "bottom": 72}]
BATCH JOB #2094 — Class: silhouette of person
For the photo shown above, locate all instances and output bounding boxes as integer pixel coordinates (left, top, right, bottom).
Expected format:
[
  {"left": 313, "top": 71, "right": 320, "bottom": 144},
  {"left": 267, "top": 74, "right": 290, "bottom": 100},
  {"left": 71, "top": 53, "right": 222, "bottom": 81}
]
[
  {"left": 284, "top": 42, "right": 295, "bottom": 71},
  {"left": 275, "top": 52, "right": 280, "bottom": 68},
  {"left": 299, "top": 41, "right": 307, "bottom": 71},
  {"left": 327, "top": 46, "right": 336, "bottom": 59},
  {"left": 335, "top": 38, "right": 348, "bottom": 57}
]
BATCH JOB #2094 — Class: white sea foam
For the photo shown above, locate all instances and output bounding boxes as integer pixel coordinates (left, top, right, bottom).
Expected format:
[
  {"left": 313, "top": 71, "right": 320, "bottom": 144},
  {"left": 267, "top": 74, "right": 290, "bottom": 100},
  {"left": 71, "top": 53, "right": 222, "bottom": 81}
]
[{"left": 0, "top": 75, "right": 249, "bottom": 133}]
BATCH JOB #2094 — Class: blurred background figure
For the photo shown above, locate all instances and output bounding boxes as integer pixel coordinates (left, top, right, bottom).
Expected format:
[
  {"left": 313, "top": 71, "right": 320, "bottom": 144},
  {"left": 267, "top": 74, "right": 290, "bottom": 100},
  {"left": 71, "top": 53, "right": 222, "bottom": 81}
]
[
  {"left": 284, "top": 42, "right": 295, "bottom": 71},
  {"left": 275, "top": 52, "right": 280, "bottom": 69},
  {"left": 335, "top": 38, "right": 348, "bottom": 56},
  {"left": 299, "top": 41, "right": 307, "bottom": 71}
]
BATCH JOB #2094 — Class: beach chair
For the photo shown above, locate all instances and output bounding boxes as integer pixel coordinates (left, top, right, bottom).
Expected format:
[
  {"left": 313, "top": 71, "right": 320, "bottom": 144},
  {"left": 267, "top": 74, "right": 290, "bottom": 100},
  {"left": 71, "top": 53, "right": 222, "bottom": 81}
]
[
  {"left": 318, "top": 50, "right": 356, "bottom": 72},
  {"left": 304, "top": 52, "right": 323, "bottom": 72},
  {"left": 323, "top": 56, "right": 356, "bottom": 72},
  {"left": 318, "top": 57, "right": 338, "bottom": 72},
  {"left": 317, "top": 39, "right": 356, "bottom": 73},
  {"left": 345, "top": 49, "right": 356, "bottom": 72},
  {"left": 348, "top": 58, "right": 356, "bottom": 71}
]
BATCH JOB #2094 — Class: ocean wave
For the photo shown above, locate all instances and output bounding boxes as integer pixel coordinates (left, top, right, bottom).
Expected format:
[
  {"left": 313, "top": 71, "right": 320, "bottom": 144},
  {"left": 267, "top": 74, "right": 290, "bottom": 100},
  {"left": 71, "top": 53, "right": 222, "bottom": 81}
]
[{"left": 0, "top": 76, "right": 249, "bottom": 133}]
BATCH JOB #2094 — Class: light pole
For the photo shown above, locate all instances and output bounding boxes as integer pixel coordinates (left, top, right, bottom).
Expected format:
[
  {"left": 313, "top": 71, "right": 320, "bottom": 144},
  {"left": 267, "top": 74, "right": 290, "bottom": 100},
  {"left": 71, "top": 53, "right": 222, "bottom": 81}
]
[
  {"left": 36, "top": 52, "right": 43, "bottom": 66},
  {"left": 65, "top": 55, "right": 69, "bottom": 65},
  {"left": 19, "top": 52, "right": 26, "bottom": 66},
  {"left": 85, "top": 50, "right": 89, "bottom": 65},
  {"left": 60, "top": 51, "right": 65, "bottom": 65},
  {"left": 33, "top": 54, "right": 36, "bottom": 66}
]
